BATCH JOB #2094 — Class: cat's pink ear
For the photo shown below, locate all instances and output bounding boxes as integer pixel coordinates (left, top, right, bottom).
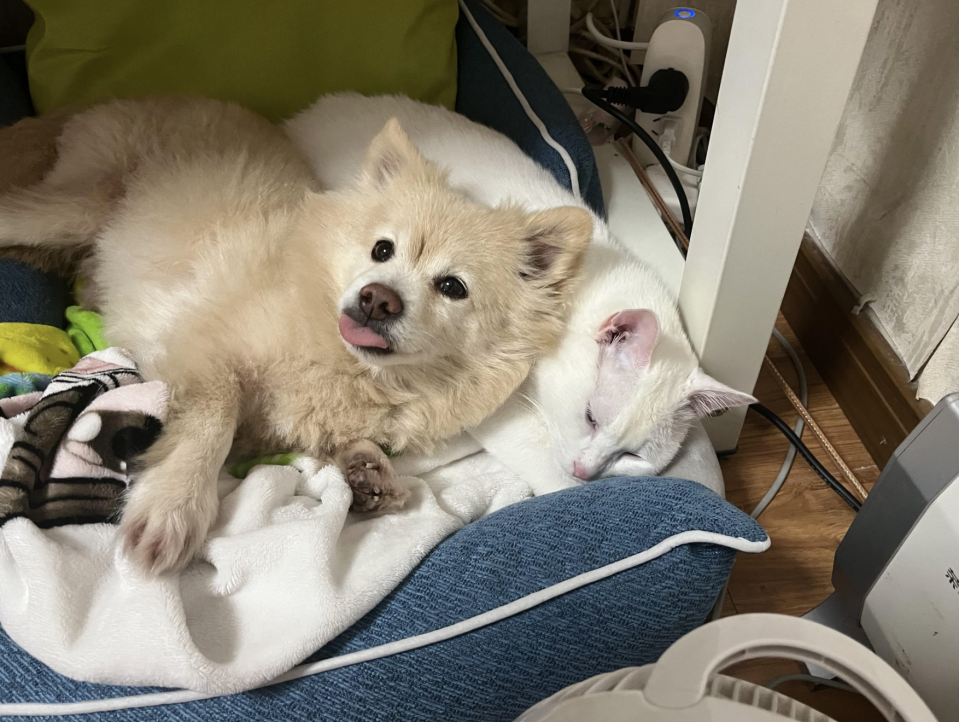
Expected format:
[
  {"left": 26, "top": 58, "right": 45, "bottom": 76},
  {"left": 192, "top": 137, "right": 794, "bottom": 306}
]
[
  {"left": 684, "top": 369, "right": 757, "bottom": 417},
  {"left": 597, "top": 309, "right": 660, "bottom": 373}
]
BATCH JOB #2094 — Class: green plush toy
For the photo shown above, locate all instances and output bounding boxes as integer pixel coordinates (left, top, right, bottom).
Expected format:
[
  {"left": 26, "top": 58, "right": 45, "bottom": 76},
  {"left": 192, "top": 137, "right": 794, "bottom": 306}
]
[{"left": 65, "top": 305, "right": 109, "bottom": 357}]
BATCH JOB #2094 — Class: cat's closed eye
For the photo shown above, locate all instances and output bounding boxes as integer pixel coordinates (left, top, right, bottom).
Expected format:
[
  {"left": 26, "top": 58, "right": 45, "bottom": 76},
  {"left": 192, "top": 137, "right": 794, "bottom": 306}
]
[{"left": 585, "top": 404, "right": 596, "bottom": 428}]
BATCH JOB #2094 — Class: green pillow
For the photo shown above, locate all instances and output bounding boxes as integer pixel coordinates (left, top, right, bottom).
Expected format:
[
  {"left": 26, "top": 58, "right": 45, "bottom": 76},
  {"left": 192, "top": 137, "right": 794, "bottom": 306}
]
[{"left": 24, "top": 0, "right": 458, "bottom": 121}]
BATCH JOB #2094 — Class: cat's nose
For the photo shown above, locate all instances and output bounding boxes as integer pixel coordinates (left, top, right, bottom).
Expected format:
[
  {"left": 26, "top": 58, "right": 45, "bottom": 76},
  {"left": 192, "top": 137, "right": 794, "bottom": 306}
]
[
  {"left": 359, "top": 283, "right": 404, "bottom": 321},
  {"left": 572, "top": 461, "right": 590, "bottom": 480}
]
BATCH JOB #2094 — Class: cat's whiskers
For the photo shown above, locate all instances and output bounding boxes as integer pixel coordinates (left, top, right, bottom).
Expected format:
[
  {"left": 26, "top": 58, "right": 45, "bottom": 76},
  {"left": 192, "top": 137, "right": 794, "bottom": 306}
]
[
  {"left": 517, "top": 391, "right": 573, "bottom": 454},
  {"left": 517, "top": 391, "right": 548, "bottom": 425}
]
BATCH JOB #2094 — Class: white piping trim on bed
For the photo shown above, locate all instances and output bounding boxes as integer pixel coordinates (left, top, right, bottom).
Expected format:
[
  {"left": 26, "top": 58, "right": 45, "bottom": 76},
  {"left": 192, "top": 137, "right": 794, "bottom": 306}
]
[
  {"left": 0, "top": 530, "right": 769, "bottom": 717},
  {"left": 458, "top": 0, "right": 582, "bottom": 200}
]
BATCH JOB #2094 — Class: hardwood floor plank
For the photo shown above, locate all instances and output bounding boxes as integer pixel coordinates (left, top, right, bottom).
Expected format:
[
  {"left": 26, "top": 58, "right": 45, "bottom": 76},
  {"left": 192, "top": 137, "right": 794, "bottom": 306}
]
[{"left": 716, "top": 315, "right": 885, "bottom": 721}]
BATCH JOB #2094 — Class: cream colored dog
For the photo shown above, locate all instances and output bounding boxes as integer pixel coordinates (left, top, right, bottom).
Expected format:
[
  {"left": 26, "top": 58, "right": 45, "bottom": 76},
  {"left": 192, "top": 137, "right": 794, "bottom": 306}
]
[{"left": 0, "top": 97, "right": 592, "bottom": 574}]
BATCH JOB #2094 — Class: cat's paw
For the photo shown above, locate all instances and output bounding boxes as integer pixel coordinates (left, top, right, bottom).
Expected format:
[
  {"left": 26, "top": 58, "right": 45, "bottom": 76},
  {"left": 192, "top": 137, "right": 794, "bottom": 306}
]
[
  {"left": 120, "top": 469, "right": 218, "bottom": 575},
  {"left": 337, "top": 439, "right": 409, "bottom": 513}
]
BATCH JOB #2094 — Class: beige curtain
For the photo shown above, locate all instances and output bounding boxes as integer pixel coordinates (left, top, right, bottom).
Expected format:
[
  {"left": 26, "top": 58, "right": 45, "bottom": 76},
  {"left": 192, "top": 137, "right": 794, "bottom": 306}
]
[{"left": 808, "top": 0, "right": 959, "bottom": 403}]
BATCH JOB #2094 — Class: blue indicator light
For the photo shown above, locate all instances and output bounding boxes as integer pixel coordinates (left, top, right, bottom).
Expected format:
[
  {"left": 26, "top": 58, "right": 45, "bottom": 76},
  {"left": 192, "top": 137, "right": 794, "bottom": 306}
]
[{"left": 674, "top": 8, "right": 695, "bottom": 18}]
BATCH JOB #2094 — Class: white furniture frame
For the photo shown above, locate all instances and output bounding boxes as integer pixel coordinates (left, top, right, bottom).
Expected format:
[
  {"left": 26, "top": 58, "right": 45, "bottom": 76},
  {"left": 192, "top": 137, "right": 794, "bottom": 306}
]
[{"left": 527, "top": 0, "right": 878, "bottom": 451}]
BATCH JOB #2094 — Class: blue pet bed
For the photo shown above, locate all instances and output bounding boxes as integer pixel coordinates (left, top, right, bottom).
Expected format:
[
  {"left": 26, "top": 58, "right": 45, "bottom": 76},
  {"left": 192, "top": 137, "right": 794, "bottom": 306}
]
[
  {"left": 0, "top": 3, "right": 766, "bottom": 720},
  {"left": 0, "top": 478, "right": 766, "bottom": 721}
]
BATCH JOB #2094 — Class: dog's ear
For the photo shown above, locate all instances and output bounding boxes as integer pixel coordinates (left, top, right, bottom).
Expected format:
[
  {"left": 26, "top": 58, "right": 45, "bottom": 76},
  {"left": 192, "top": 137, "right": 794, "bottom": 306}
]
[
  {"left": 361, "top": 118, "right": 427, "bottom": 187},
  {"left": 520, "top": 206, "right": 593, "bottom": 294}
]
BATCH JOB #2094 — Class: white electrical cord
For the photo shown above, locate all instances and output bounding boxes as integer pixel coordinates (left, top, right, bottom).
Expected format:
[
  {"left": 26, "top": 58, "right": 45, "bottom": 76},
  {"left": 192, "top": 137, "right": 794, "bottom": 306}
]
[
  {"left": 586, "top": 12, "right": 649, "bottom": 51},
  {"left": 667, "top": 157, "right": 704, "bottom": 179},
  {"left": 709, "top": 329, "right": 808, "bottom": 622},
  {"left": 691, "top": 127, "right": 710, "bottom": 162},
  {"left": 605, "top": 0, "right": 635, "bottom": 86},
  {"left": 766, "top": 673, "right": 859, "bottom": 695},
  {"left": 0, "top": 44, "right": 26, "bottom": 54},
  {"left": 569, "top": 46, "right": 627, "bottom": 70},
  {"left": 750, "top": 329, "right": 808, "bottom": 520},
  {"left": 570, "top": 0, "right": 602, "bottom": 34}
]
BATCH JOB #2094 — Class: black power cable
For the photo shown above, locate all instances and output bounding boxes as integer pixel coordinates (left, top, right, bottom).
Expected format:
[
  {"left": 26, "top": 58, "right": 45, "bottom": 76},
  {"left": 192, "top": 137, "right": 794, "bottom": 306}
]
[
  {"left": 749, "top": 403, "right": 862, "bottom": 512},
  {"left": 603, "top": 68, "right": 690, "bottom": 114},
  {"left": 581, "top": 86, "right": 694, "bottom": 241}
]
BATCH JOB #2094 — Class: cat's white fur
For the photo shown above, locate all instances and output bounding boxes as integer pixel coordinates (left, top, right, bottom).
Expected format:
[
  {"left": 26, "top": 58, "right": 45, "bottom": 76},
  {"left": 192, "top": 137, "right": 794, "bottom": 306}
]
[{"left": 286, "top": 93, "right": 754, "bottom": 493}]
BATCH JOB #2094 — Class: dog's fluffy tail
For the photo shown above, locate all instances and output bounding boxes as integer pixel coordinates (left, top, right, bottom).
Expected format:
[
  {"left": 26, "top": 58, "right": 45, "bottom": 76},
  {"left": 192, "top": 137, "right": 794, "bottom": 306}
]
[
  {"left": 0, "top": 185, "right": 108, "bottom": 275},
  {"left": 0, "top": 110, "right": 71, "bottom": 195},
  {"left": 0, "top": 108, "right": 104, "bottom": 273},
  {"left": 0, "top": 184, "right": 112, "bottom": 248}
]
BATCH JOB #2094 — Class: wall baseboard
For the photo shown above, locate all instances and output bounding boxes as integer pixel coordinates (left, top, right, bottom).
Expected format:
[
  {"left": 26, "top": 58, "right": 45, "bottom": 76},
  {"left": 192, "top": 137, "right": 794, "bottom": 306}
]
[{"left": 780, "top": 235, "right": 931, "bottom": 467}]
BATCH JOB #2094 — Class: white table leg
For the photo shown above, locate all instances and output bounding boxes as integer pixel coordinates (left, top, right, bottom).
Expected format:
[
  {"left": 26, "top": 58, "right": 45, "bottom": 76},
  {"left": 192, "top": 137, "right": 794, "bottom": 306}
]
[{"left": 679, "top": 0, "right": 878, "bottom": 451}]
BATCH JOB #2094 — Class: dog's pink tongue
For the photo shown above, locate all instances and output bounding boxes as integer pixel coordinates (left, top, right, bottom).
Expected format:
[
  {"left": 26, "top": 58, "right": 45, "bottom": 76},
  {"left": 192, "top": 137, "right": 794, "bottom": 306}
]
[{"left": 338, "top": 314, "right": 389, "bottom": 349}]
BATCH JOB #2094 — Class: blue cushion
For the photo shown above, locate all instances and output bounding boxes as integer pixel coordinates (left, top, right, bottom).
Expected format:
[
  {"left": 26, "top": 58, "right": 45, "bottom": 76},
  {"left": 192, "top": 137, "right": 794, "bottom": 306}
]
[
  {"left": 455, "top": 0, "right": 605, "bottom": 216},
  {"left": 0, "top": 55, "right": 71, "bottom": 329},
  {"left": 0, "top": 478, "right": 766, "bottom": 720},
  {"left": 0, "top": 259, "right": 71, "bottom": 328}
]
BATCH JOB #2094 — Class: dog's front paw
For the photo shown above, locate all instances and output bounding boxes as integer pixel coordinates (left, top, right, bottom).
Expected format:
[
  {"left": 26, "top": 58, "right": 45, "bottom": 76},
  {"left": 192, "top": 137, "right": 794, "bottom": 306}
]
[
  {"left": 337, "top": 439, "right": 410, "bottom": 513},
  {"left": 120, "top": 473, "right": 218, "bottom": 575}
]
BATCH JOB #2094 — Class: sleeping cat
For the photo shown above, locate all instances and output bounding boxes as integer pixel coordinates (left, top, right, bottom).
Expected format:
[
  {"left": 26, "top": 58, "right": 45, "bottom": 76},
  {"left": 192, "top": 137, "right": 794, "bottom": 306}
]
[
  {"left": 467, "top": 242, "right": 755, "bottom": 494},
  {"left": 285, "top": 93, "right": 755, "bottom": 493}
]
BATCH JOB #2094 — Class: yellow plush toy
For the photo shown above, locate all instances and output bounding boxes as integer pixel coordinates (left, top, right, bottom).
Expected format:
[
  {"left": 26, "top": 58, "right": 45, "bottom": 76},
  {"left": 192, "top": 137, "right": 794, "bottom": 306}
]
[{"left": 0, "top": 323, "right": 80, "bottom": 375}]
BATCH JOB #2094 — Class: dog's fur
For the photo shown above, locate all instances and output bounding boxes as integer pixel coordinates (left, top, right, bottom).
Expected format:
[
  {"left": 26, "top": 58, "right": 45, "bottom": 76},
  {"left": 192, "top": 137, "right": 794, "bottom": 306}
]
[
  {"left": 0, "top": 104, "right": 84, "bottom": 275},
  {"left": 0, "top": 97, "right": 592, "bottom": 573}
]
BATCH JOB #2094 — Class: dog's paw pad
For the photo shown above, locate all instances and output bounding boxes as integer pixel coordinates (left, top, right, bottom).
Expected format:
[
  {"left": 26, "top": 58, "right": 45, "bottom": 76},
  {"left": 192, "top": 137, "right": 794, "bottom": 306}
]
[
  {"left": 349, "top": 480, "right": 410, "bottom": 512},
  {"left": 338, "top": 442, "right": 408, "bottom": 513}
]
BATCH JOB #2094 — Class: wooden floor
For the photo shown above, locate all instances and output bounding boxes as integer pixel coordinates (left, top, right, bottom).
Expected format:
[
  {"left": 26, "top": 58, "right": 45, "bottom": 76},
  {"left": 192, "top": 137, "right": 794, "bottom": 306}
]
[{"left": 716, "top": 315, "right": 885, "bottom": 721}]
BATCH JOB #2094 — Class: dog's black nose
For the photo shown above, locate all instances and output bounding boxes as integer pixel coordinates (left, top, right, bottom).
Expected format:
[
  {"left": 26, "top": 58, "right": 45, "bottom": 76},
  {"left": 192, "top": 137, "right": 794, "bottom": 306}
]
[{"left": 359, "top": 283, "right": 404, "bottom": 321}]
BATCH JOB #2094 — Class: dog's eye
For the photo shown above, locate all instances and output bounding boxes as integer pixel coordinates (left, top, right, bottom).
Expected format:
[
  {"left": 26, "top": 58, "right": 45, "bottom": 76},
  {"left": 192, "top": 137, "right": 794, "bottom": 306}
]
[
  {"left": 435, "top": 276, "right": 468, "bottom": 300},
  {"left": 372, "top": 240, "right": 394, "bottom": 262}
]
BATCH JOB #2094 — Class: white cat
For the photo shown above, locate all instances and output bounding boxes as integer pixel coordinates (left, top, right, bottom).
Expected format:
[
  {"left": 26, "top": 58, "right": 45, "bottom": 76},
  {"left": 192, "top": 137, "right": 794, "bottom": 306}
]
[{"left": 285, "top": 93, "right": 755, "bottom": 494}]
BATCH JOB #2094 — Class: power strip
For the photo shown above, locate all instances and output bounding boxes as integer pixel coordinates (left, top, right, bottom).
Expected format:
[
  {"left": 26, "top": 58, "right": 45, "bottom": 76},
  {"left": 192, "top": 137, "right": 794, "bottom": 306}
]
[
  {"left": 632, "top": 7, "right": 711, "bottom": 224},
  {"left": 633, "top": 7, "right": 711, "bottom": 167}
]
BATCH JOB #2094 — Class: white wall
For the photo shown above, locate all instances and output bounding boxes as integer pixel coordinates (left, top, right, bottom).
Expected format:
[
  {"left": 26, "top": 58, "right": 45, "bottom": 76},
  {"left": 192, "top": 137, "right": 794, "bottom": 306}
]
[{"left": 809, "top": 0, "right": 959, "bottom": 402}]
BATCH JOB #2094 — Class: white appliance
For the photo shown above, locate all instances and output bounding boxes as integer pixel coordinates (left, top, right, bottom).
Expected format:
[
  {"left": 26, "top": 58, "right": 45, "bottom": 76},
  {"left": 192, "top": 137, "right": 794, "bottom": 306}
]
[
  {"left": 515, "top": 614, "right": 935, "bottom": 721},
  {"left": 806, "top": 392, "right": 959, "bottom": 721}
]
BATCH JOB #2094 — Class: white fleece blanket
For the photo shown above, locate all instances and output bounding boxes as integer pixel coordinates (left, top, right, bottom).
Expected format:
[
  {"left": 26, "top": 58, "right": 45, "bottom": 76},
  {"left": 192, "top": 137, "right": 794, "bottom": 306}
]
[
  {"left": 0, "top": 350, "right": 722, "bottom": 695},
  {"left": 0, "top": 379, "right": 530, "bottom": 694}
]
